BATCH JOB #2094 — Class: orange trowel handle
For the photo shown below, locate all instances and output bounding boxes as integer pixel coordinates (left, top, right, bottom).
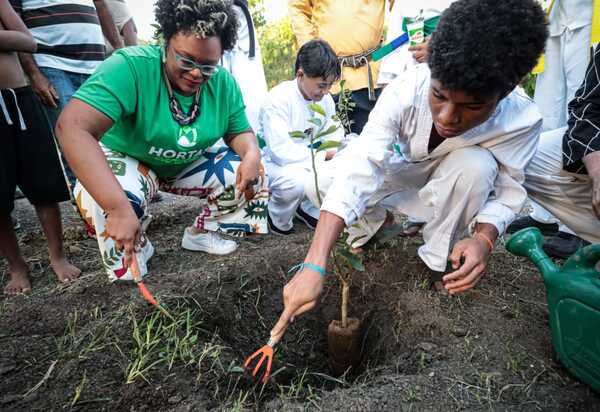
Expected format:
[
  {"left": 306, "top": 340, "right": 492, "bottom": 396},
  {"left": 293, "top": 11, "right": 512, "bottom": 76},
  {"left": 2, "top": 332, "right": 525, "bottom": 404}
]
[{"left": 130, "top": 254, "right": 174, "bottom": 320}]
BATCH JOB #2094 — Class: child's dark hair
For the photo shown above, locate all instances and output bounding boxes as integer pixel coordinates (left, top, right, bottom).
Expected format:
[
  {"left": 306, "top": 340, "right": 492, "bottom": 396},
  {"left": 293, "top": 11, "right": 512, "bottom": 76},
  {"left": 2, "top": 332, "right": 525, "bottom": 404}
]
[
  {"left": 155, "top": 0, "right": 238, "bottom": 52},
  {"left": 295, "top": 39, "right": 341, "bottom": 80},
  {"left": 428, "top": 0, "right": 547, "bottom": 99}
]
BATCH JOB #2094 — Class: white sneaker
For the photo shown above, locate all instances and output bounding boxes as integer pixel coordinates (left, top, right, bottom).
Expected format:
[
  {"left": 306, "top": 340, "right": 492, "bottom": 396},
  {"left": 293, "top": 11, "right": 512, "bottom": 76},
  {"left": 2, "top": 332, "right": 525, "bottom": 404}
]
[{"left": 181, "top": 228, "right": 238, "bottom": 255}]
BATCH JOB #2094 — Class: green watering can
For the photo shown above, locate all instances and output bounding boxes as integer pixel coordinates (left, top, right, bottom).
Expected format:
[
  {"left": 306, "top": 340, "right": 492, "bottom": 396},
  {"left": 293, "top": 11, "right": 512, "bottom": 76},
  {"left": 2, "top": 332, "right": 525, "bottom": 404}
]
[{"left": 505, "top": 228, "right": 600, "bottom": 393}]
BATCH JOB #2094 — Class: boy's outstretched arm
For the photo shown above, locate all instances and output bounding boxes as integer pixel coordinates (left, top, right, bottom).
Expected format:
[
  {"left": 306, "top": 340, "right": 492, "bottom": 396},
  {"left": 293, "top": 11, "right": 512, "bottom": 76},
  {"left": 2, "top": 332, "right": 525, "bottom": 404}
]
[
  {"left": 0, "top": 0, "right": 35, "bottom": 52},
  {"left": 270, "top": 211, "right": 345, "bottom": 341}
]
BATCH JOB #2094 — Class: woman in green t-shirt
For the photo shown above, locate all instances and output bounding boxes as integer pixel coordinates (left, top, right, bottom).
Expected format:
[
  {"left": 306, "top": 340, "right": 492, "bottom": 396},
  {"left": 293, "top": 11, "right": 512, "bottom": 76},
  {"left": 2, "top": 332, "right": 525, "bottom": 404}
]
[{"left": 56, "top": 0, "right": 268, "bottom": 282}]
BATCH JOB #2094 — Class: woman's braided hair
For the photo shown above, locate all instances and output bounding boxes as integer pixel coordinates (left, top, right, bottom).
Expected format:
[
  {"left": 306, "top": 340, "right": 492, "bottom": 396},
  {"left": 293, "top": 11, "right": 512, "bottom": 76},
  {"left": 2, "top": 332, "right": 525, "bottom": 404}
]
[{"left": 154, "top": 0, "right": 239, "bottom": 51}]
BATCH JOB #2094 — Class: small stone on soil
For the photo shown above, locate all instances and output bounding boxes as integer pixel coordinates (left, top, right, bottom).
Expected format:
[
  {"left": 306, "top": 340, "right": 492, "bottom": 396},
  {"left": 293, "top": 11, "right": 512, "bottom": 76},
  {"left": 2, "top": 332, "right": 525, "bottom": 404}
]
[
  {"left": 168, "top": 395, "right": 183, "bottom": 404},
  {"left": 417, "top": 342, "right": 437, "bottom": 353},
  {"left": 452, "top": 326, "right": 467, "bottom": 337},
  {"left": 68, "top": 245, "right": 83, "bottom": 254},
  {"left": 23, "top": 393, "right": 38, "bottom": 403}
]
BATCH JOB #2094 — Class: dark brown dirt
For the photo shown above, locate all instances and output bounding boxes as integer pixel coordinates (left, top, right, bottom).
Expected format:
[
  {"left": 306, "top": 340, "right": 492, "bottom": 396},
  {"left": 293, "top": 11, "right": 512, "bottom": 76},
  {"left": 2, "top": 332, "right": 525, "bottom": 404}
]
[{"left": 2, "top": 194, "right": 600, "bottom": 411}]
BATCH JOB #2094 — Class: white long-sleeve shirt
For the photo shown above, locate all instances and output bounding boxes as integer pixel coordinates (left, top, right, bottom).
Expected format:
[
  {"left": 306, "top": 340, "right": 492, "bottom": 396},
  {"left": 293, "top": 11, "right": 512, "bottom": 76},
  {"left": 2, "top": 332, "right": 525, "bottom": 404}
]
[
  {"left": 322, "top": 65, "right": 542, "bottom": 234},
  {"left": 259, "top": 79, "right": 344, "bottom": 168},
  {"left": 548, "top": 0, "right": 593, "bottom": 37}
]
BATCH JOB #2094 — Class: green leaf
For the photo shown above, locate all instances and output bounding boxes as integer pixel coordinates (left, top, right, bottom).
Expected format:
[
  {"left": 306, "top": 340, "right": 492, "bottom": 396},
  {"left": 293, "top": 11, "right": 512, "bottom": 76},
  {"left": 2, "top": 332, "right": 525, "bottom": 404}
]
[
  {"left": 308, "top": 117, "right": 322, "bottom": 127},
  {"left": 316, "top": 140, "right": 342, "bottom": 152},
  {"left": 308, "top": 103, "right": 326, "bottom": 116},
  {"left": 315, "top": 125, "right": 340, "bottom": 139},
  {"left": 338, "top": 248, "right": 365, "bottom": 272},
  {"left": 288, "top": 131, "right": 306, "bottom": 139}
]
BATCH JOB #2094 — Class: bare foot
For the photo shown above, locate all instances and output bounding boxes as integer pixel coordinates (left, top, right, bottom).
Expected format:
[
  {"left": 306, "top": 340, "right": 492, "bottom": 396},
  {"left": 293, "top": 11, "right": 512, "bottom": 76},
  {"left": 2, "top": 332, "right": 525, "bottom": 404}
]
[
  {"left": 50, "top": 256, "right": 81, "bottom": 284},
  {"left": 4, "top": 263, "right": 31, "bottom": 296}
]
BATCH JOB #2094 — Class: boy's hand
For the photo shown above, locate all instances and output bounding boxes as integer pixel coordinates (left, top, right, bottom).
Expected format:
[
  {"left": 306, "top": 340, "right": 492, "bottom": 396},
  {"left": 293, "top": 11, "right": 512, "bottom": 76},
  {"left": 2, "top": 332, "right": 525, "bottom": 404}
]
[
  {"left": 443, "top": 237, "right": 491, "bottom": 294},
  {"left": 408, "top": 38, "right": 430, "bottom": 63},
  {"left": 31, "top": 72, "right": 59, "bottom": 108},
  {"left": 270, "top": 267, "right": 324, "bottom": 341}
]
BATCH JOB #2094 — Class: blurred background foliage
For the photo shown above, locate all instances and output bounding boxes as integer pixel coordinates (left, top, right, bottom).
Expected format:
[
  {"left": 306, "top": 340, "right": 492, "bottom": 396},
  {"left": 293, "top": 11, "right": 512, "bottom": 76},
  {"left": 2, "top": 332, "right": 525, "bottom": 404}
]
[{"left": 250, "top": 0, "right": 296, "bottom": 88}]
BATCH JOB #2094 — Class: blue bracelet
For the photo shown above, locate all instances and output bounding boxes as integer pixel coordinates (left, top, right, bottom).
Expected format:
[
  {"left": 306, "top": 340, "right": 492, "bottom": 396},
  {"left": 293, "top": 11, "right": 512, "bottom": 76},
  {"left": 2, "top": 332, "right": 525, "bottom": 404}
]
[{"left": 288, "top": 262, "right": 327, "bottom": 277}]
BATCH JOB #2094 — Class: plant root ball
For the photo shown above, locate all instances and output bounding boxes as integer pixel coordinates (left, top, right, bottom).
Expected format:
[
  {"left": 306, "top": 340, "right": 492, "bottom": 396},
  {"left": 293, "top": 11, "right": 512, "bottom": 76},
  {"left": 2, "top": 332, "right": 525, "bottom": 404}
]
[{"left": 327, "top": 317, "right": 362, "bottom": 376}]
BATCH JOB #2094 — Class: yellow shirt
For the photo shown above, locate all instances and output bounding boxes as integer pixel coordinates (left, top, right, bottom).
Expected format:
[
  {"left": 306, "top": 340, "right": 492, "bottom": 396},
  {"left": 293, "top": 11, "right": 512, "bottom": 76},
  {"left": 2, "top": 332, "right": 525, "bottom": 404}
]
[{"left": 288, "top": 0, "right": 386, "bottom": 93}]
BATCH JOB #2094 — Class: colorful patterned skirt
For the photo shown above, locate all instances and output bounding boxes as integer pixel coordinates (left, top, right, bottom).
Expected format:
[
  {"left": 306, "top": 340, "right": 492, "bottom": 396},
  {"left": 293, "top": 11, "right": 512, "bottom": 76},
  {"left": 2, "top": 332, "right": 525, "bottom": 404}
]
[{"left": 74, "top": 144, "right": 269, "bottom": 281}]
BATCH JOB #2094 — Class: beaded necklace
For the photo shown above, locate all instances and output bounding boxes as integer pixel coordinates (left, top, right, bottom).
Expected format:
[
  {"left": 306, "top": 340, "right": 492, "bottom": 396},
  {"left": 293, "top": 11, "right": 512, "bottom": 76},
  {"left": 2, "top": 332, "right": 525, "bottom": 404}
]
[{"left": 162, "top": 59, "right": 201, "bottom": 126}]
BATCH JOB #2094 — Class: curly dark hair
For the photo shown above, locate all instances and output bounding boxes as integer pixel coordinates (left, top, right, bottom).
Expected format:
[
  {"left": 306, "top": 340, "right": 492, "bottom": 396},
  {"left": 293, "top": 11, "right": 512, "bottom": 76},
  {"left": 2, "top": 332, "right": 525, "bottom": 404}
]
[
  {"left": 154, "top": 0, "right": 239, "bottom": 51},
  {"left": 427, "top": 0, "right": 547, "bottom": 99}
]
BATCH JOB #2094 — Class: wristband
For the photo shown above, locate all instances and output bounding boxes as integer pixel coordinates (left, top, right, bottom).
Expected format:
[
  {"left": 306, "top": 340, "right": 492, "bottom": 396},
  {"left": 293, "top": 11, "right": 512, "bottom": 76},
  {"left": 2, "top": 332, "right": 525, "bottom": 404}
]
[
  {"left": 288, "top": 262, "right": 327, "bottom": 277},
  {"left": 474, "top": 231, "right": 494, "bottom": 253}
]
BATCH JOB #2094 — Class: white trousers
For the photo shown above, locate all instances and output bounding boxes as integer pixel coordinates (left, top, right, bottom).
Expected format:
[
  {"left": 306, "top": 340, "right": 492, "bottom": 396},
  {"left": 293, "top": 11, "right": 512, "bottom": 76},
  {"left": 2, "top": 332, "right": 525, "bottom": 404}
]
[
  {"left": 534, "top": 24, "right": 592, "bottom": 132},
  {"left": 523, "top": 127, "right": 600, "bottom": 244},
  {"left": 306, "top": 147, "right": 499, "bottom": 271},
  {"left": 266, "top": 161, "right": 320, "bottom": 230}
]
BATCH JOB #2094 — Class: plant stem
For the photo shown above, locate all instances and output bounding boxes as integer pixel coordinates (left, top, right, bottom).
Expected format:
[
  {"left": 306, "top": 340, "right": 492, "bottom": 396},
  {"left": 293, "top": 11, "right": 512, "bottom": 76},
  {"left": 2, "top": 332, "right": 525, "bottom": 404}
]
[
  {"left": 341, "top": 281, "right": 349, "bottom": 328},
  {"left": 310, "top": 132, "right": 322, "bottom": 206}
]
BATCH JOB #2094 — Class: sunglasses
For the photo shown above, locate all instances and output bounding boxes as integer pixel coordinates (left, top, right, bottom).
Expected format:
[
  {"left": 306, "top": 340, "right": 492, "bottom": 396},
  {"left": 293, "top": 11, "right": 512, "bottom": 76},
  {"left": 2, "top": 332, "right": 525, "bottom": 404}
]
[{"left": 168, "top": 48, "right": 219, "bottom": 77}]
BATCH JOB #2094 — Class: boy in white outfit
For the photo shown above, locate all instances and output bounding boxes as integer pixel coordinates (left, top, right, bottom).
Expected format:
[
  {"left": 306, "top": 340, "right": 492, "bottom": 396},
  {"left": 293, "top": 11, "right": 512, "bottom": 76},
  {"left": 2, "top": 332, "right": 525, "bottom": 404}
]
[
  {"left": 260, "top": 39, "right": 344, "bottom": 234},
  {"left": 379, "top": 0, "right": 456, "bottom": 235},
  {"left": 269, "top": 0, "right": 548, "bottom": 337}
]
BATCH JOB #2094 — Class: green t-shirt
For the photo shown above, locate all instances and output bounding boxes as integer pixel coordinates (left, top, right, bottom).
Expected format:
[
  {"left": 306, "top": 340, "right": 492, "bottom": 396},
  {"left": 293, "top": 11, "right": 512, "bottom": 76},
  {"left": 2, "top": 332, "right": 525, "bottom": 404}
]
[{"left": 74, "top": 45, "right": 250, "bottom": 179}]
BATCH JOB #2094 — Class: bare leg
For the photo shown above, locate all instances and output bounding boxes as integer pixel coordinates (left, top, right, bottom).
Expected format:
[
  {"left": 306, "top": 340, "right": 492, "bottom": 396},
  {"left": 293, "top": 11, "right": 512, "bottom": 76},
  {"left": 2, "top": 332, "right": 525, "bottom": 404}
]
[
  {"left": 34, "top": 203, "right": 81, "bottom": 283},
  {"left": 0, "top": 213, "right": 31, "bottom": 295}
]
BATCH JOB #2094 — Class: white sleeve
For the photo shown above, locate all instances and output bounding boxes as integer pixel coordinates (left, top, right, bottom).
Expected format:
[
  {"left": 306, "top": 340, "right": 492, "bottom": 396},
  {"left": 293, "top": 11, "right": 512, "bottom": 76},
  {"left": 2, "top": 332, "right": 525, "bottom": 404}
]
[
  {"left": 260, "top": 101, "right": 313, "bottom": 166},
  {"left": 321, "top": 82, "right": 406, "bottom": 225},
  {"left": 475, "top": 104, "right": 543, "bottom": 234}
]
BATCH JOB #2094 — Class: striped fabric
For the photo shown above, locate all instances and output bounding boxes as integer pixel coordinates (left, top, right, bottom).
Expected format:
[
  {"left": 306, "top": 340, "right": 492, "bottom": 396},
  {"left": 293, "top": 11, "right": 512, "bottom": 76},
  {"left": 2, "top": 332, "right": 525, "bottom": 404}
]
[{"left": 10, "top": 0, "right": 105, "bottom": 74}]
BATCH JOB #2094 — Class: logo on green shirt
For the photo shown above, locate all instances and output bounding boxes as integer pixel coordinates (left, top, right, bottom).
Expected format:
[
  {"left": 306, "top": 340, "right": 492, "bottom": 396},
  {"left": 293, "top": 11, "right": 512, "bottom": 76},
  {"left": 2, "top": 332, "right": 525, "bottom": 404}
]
[{"left": 177, "top": 126, "right": 199, "bottom": 149}]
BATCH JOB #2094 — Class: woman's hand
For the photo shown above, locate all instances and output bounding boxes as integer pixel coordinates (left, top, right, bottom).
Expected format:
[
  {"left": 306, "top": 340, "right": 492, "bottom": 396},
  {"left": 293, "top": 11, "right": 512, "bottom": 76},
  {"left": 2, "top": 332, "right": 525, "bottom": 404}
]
[
  {"left": 226, "top": 131, "right": 263, "bottom": 201},
  {"left": 442, "top": 236, "right": 491, "bottom": 294},
  {"left": 104, "top": 205, "right": 140, "bottom": 269},
  {"left": 236, "top": 152, "right": 263, "bottom": 201}
]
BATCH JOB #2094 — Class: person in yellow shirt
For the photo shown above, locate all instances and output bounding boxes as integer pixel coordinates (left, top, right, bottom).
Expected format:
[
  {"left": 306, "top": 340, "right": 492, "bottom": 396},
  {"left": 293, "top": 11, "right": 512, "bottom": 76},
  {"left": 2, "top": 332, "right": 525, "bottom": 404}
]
[{"left": 288, "top": 0, "right": 385, "bottom": 134}]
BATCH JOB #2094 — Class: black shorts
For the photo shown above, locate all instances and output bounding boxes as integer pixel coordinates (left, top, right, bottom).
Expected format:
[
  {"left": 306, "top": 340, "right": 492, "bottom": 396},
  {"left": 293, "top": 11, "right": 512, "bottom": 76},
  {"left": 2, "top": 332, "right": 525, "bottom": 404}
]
[{"left": 0, "top": 86, "right": 70, "bottom": 213}]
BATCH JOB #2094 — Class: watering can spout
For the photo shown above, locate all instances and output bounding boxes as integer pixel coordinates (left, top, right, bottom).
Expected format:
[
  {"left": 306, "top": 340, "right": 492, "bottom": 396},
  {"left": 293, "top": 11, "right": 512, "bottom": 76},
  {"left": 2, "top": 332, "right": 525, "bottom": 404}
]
[{"left": 505, "top": 228, "right": 559, "bottom": 280}]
